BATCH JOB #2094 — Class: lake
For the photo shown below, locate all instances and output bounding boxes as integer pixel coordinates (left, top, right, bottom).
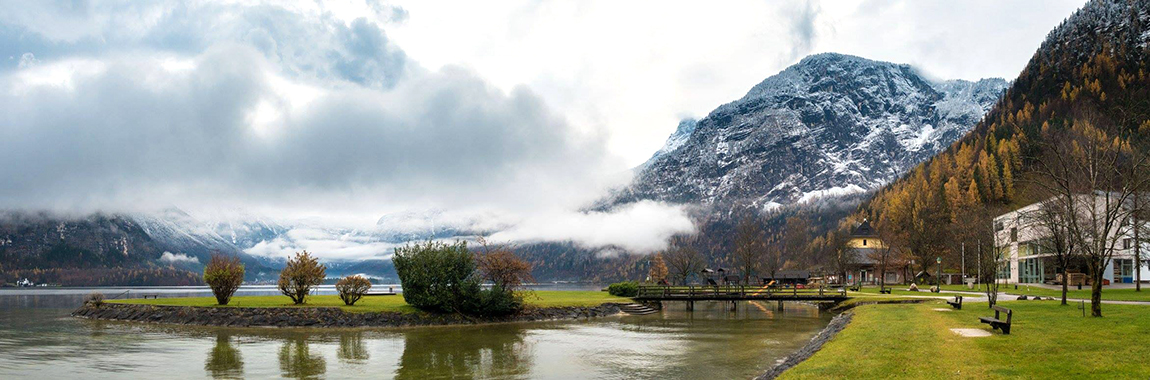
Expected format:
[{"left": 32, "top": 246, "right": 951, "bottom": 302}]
[{"left": 0, "top": 286, "right": 832, "bottom": 379}]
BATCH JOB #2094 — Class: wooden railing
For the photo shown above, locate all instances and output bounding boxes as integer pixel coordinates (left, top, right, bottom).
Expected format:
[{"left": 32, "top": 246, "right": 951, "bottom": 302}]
[{"left": 635, "top": 285, "right": 846, "bottom": 299}]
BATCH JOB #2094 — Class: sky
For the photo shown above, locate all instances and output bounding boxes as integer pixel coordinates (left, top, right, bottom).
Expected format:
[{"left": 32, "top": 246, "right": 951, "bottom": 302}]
[{"left": 0, "top": 0, "right": 1087, "bottom": 259}]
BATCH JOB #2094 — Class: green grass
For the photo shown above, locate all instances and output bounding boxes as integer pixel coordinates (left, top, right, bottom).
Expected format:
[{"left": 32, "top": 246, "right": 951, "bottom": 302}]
[
  {"left": 110, "top": 290, "right": 630, "bottom": 314},
  {"left": 850, "top": 285, "right": 961, "bottom": 298},
  {"left": 998, "top": 285, "right": 1150, "bottom": 302},
  {"left": 851, "top": 283, "right": 1150, "bottom": 302},
  {"left": 782, "top": 300, "right": 1150, "bottom": 378}
]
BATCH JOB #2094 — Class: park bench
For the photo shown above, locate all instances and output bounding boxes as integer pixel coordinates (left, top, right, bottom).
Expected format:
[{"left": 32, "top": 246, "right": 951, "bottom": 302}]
[
  {"left": 947, "top": 295, "right": 963, "bottom": 310},
  {"left": 879, "top": 287, "right": 891, "bottom": 294},
  {"left": 848, "top": 284, "right": 861, "bottom": 292},
  {"left": 141, "top": 294, "right": 159, "bottom": 299},
  {"left": 979, "top": 305, "right": 1013, "bottom": 334}
]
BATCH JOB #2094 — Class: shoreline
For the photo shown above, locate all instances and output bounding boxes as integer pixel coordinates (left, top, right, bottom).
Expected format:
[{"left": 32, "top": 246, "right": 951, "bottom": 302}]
[
  {"left": 72, "top": 302, "right": 623, "bottom": 328},
  {"left": 756, "top": 311, "right": 854, "bottom": 380},
  {"left": 757, "top": 298, "right": 931, "bottom": 379}
]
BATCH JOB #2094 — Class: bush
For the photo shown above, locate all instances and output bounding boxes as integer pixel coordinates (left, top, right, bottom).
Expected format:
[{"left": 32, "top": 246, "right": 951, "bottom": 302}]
[
  {"left": 203, "top": 254, "right": 244, "bottom": 305},
  {"left": 463, "top": 285, "right": 522, "bottom": 316},
  {"left": 84, "top": 292, "right": 105, "bottom": 305},
  {"left": 608, "top": 281, "right": 639, "bottom": 297},
  {"left": 393, "top": 240, "right": 481, "bottom": 313},
  {"left": 278, "top": 251, "right": 326, "bottom": 304},
  {"left": 336, "top": 275, "right": 372, "bottom": 306}
]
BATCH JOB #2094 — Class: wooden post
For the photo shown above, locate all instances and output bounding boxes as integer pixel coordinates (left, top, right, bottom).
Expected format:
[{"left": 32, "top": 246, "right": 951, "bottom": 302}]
[
  {"left": 778, "top": 300, "right": 784, "bottom": 310},
  {"left": 730, "top": 300, "right": 737, "bottom": 311},
  {"left": 687, "top": 300, "right": 694, "bottom": 311}
]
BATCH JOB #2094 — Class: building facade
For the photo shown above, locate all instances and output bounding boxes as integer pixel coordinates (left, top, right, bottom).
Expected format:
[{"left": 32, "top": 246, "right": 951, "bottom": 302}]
[
  {"left": 844, "top": 219, "right": 911, "bottom": 285},
  {"left": 994, "top": 196, "right": 1150, "bottom": 284}
]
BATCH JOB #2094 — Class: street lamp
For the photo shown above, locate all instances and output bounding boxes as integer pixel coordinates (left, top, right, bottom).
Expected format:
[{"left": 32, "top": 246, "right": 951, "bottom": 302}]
[{"left": 936, "top": 257, "right": 942, "bottom": 293}]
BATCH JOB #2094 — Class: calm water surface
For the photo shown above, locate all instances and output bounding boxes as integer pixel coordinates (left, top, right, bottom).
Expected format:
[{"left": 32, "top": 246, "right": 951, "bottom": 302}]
[{"left": 0, "top": 286, "right": 831, "bottom": 379}]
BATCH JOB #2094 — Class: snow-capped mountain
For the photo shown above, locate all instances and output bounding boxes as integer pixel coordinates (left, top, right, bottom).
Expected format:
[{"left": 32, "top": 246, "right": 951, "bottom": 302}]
[
  {"left": 639, "top": 118, "right": 697, "bottom": 169},
  {"left": 610, "top": 53, "right": 1009, "bottom": 211}
]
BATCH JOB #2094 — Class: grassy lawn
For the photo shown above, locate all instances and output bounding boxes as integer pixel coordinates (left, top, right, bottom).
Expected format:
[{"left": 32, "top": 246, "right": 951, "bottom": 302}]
[
  {"left": 110, "top": 290, "right": 630, "bottom": 314},
  {"left": 850, "top": 285, "right": 959, "bottom": 298},
  {"left": 852, "top": 283, "right": 1150, "bottom": 302},
  {"left": 782, "top": 300, "right": 1150, "bottom": 378},
  {"left": 999, "top": 285, "right": 1150, "bottom": 302}
]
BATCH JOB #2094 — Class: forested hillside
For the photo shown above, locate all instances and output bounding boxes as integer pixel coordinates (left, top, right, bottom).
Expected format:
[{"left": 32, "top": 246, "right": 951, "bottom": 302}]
[{"left": 859, "top": 0, "right": 1150, "bottom": 272}]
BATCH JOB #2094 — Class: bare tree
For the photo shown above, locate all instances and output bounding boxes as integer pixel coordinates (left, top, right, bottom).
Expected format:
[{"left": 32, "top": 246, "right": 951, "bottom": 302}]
[
  {"left": 1031, "top": 116, "right": 1150, "bottom": 316},
  {"left": 1023, "top": 197, "right": 1079, "bottom": 305},
  {"left": 870, "top": 224, "right": 903, "bottom": 291},
  {"left": 663, "top": 236, "right": 705, "bottom": 285},
  {"left": 819, "top": 226, "right": 854, "bottom": 286},
  {"left": 782, "top": 214, "right": 811, "bottom": 271},
  {"left": 733, "top": 217, "right": 766, "bottom": 285}
]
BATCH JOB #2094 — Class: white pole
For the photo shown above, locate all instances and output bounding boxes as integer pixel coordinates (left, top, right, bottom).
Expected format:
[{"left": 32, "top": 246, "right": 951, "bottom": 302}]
[{"left": 961, "top": 242, "right": 966, "bottom": 282}]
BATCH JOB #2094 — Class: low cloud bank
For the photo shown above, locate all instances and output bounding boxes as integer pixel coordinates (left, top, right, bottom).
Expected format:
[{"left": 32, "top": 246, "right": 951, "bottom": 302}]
[
  {"left": 490, "top": 201, "right": 695, "bottom": 253},
  {"left": 159, "top": 252, "right": 200, "bottom": 264}
]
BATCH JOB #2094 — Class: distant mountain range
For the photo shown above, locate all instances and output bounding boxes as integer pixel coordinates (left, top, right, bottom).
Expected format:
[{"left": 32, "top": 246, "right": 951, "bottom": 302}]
[
  {"left": 0, "top": 53, "right": 1010, "bottom": 285},
  {"left": 607, "top": 53, "right": 1008, "bottom": 213}
]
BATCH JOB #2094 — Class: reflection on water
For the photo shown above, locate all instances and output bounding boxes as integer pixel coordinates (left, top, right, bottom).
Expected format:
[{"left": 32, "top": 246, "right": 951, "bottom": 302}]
[
  {"left": 397, "top": 325, "right": 532, "bottom": 380},
  {"left": 206, "top": 333, "right": 243, "bottom": 379},
  {"left": 338, "top": 332, "right": 370, "bottom": 364},
  {"left": 0, "top": 289, "right": 833, "bottom": 379},
  {"left": 279, "top": 336, "right": 326, "bottom": 379}
]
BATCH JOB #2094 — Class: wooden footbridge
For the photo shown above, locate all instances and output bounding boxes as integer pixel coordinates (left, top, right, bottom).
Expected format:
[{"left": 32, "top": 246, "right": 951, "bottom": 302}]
[{"left": 634, "top": 285, "right": 849, "bottom": 311}]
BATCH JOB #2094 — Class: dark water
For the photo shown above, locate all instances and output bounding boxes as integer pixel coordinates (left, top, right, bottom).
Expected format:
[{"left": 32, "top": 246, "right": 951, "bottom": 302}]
[{"left": 0, "top": 287, "right": 832, "bottom": 379}]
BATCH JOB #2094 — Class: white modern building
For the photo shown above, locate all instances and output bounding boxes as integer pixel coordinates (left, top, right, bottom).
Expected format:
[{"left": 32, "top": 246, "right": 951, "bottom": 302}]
[{"left": 994, "top": 195, "right": 1150, "bottom": 285}]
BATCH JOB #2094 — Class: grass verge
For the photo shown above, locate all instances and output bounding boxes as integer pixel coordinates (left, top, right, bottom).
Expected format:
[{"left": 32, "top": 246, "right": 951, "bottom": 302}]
[
  {"left": 109, "top": 290, "right": 631, "bottom": 314},
  {"left": 781, "top": 299, "right": 1150, "bottom": 378}
]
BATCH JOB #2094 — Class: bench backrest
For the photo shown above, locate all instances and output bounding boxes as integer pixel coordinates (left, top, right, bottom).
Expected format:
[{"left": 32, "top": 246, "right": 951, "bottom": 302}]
[{"left": 991, "top": 305, "right": 1012, "bottom": 323}]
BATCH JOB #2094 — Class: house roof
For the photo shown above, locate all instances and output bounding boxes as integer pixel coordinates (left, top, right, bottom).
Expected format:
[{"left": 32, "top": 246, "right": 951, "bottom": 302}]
[{"left": 852, "top": 219, "right": 877, "bottom": 237}]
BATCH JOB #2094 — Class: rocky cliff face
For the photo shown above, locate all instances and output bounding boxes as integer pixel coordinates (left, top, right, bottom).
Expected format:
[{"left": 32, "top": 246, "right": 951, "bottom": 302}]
[{"left": 610, "top": 53, "right": 1008, "bottom": 212}]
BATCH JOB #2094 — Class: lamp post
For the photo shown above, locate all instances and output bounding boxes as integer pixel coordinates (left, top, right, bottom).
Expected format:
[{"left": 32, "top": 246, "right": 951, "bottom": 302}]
[{"left": 936, "top": 257, "right": 942, "bottom": 293}]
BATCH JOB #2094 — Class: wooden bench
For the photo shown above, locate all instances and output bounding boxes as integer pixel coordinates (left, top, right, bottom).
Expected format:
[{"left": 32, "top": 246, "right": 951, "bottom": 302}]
[
  {"left": 848, "top": 284, "right": 861, "bottom": 292},
  {"left": 979, "top": 305, "right": 1013, "bottom": 334},
  {"left": 947, "top": 295, "right": 963, "bottom": 310},
  {"left": 141, "top": 294, "right": 159, "bottom": 299},
  {"left": 879, "top": 287, "right": 892, "bottom": 294}
]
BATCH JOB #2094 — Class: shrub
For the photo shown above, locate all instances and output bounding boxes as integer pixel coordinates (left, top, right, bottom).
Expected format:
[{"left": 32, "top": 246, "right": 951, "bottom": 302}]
[
  {"left": 336, "top": 275, "right": 372, "bottom": 306},
  {"left": 84, "top": 292, "right": 105, "bottom": 305},
  {"left": 278, "top": 251, "right": 326, "bottom": 304},
  {"left": 608, "top": 281, "right": 639, "bottom": 297},
  {"left": 203, "top": 254, "right": 245, "bottom": 305},
  {"left": 475, "top": 238, "right": 534, "bottom": 291},
  {"left": 463, "top": 285, "right": 522, "bottom": 316},
  {"left": 393, "top": 240, "right": 481, "bottom": 313}
]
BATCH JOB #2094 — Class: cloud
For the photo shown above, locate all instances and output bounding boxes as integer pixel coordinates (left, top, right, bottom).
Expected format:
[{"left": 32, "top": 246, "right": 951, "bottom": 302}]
[
  {"left": 0, "top": 1, "right": 686, "bottom": 258},
  {"left": 489, "top": 200, "right": 695, "bottom": 253},
  {"left": 785, "top": 0, "right": 821, "bottom": 62},
  {"left": 244, "top": 227, "right": 402, "bottom": 261},
  {"left": 160, "top": 251, "right": 200, "bottom": 264}
]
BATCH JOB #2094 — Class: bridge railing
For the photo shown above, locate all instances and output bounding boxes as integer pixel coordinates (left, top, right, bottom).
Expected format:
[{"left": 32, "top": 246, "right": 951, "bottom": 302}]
[{"left": 635, "top": 284, "right": 846, "bottom": 299}]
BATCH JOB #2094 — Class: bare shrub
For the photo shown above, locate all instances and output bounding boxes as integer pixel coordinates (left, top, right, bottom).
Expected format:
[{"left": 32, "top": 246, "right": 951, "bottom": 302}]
[
  {"left": 203, "top": 254, "right": 245, "bottom": 305},
  {"left": 84, "top": 292, "right": 105, "bottom": 305},
  {"left": 278, "top": 251, "right": 326, "bottom": 304},
  {"left": 336, "top": 275, "right": 372, "bottom": 306}
]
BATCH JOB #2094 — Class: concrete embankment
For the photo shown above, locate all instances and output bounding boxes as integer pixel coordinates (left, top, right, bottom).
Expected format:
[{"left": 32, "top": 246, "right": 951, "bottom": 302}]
[{"left": 73, "top": 302, "right": 622, "bottom": 328}]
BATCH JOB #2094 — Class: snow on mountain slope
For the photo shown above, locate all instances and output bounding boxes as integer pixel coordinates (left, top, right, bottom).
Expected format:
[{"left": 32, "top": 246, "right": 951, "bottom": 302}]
[{"left": 610, "top": 53, "right": 1009, "bottom": 211}]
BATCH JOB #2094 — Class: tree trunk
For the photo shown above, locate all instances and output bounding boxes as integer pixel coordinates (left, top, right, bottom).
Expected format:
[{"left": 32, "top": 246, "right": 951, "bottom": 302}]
[
  {"left": 1091, "top": 270, "right": 1104, "bottom": 317},
  {"left": 1061, "top": 268, "right": 1069, "bottom": 306}
]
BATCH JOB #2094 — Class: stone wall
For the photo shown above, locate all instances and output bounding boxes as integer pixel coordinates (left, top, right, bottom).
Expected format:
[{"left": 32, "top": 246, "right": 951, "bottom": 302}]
[{"left": 73, "top": 302, "right": 622, "bottom": 328}]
